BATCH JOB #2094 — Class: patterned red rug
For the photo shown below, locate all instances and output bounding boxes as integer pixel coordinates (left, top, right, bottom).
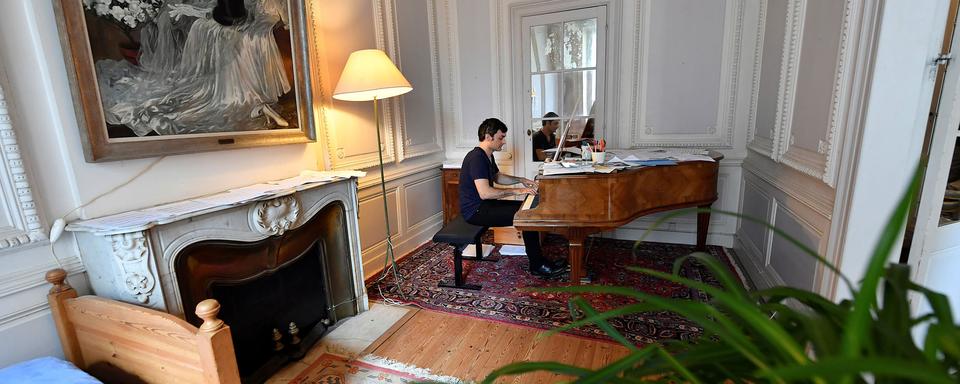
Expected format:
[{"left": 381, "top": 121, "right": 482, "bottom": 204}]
[{"left": 368, "top": 235, "right": 742, "bottom": 345}]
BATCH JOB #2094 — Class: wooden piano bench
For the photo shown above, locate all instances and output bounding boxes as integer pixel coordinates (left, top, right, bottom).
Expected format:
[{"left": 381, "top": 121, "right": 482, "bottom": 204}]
[{"left": 432, "top": 216, "right": 497, "bottom": 290}]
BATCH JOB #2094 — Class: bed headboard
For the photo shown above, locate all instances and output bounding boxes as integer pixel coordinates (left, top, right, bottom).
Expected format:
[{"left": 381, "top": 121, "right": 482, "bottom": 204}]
[{"left": 46, "top": 269, "right": 241, "bottom": 383}]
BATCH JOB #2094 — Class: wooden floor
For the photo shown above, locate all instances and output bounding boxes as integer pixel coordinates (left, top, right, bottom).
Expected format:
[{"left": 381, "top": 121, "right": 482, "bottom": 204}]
[{"left": 363, "top": 306, "right": 631, "bottom": 383}]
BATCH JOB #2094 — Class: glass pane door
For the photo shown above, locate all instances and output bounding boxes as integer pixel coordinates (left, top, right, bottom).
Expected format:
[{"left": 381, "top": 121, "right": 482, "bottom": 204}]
[{"left": 520, "top": 6, "right": 605, "bottom": 177}]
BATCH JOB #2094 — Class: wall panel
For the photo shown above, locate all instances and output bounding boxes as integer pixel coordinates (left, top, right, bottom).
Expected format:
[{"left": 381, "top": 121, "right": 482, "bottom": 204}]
[{"left": 769, "top": 202, "right": 821, "bottom": 290}]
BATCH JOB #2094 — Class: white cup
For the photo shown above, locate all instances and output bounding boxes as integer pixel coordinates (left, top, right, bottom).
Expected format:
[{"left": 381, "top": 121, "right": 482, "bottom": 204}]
[{"left": 592, "top": 151, "right": 606, "bottom": 164}]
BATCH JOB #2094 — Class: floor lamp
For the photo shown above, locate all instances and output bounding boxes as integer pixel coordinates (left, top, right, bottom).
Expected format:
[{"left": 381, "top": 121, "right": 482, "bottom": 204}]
[{"left": 333, "top": 49, "right": 412, "bottom": 295}]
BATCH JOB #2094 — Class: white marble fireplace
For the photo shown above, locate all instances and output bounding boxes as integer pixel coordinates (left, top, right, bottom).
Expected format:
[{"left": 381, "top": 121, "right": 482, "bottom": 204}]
[{"left": 66, "top": 175, "right": 368, "bottom": 319}]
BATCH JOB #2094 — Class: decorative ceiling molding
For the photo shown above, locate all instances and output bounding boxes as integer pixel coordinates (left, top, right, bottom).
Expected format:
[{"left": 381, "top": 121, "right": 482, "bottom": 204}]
[{"left": 0, "top": 70, "right": 48, "bottom": 252}]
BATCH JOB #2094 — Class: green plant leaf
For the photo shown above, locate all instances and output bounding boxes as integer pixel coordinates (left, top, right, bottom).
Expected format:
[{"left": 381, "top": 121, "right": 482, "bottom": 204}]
[
  {"left": 569, "top": 296, "right": 639, "bottom": 350},
  {"left": 673, "top": 252, "right": 750, "bottom": 301},
  {"left": 480, "top": 361, "right": 595, "bottom": 384},
  {"left": 637, "top": 207, "right": 854, "bottom": 291},
  {"left": 759, "top": 357, "right": 955, "bottom": 384},
  {"left": 628, "top": 266, "right": 810, "bottom": 366}
]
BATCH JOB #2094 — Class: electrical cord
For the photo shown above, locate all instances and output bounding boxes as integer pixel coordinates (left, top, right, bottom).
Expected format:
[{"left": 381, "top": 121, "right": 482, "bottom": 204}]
[{"left": 48, "top": 156, "right": 167, "bottom": 268}]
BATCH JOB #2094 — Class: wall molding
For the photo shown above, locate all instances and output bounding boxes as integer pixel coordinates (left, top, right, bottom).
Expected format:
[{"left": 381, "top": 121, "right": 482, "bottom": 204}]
[
  {"left": 780, "top": 0, "right": 856, "bottom": 188},
  {"left": 743, "top": 156, "right": 834, "bottom": 218},
  {"left": 734, "top": 236, "right": 786, "bottom": 290},
  {"left": 0, "top": 255, "right": 84, "bottom": 299},
  {"left": 771, "top": 0, "right": 805, "bottom": 161},
  {"left": 322, "top": 0, "right": 400, "bottom": 171},
  {"left": 745, "top": 0, "right": 766, "bottom": 148},
  {"left": 630, "top": 0, "right": 744, "bottom": 148},
  {"left": 396, "top": 0, "right": 446, "bottom": 162},
  {"left": 0, "top": 75, "right": 48, "bottom": 251},
  {"left": 0, "top": 302, "right": 49, "bottom": 330}
]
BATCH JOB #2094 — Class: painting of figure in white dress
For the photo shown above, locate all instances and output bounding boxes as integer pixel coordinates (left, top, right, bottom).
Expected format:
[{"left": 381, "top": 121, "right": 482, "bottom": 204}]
[{"left": 54, "top": 0, "right": 316, "bottom": 161}]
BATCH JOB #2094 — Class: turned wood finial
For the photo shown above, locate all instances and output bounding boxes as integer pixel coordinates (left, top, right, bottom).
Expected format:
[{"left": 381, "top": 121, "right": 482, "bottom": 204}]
[
  {"left": 46, "top": 268, "right": 71, "bottom": 294},
  {"left": 196, "top": 299, "right": 225, "bottom": 332}
]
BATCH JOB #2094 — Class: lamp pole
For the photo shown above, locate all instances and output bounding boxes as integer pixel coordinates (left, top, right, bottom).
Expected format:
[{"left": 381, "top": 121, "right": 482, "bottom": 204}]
[{"left": 373, "top": 97, "right": 401, "bottom": 285}]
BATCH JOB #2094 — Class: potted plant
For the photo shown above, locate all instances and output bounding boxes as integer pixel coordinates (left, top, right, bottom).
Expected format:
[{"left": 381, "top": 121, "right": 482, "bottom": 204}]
[{"left": 483, "top": 167, "right": 959, "bottom": 383}]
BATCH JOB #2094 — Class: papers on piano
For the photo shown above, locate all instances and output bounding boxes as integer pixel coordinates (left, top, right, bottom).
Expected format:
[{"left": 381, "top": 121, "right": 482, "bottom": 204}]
[
  {"left": 67, "top": 170, "right": 366, "bottom": 233},
  {"left": 611, "top": 149, "right": 715, "bottom": 163},
  {"left": 540, "top": 161, "right": 595, "bottom": 175},
  {"left": 543, "top": 146, "right": 582, "bottom": 155},
  {"left": 539, "top": 148, "right": 714, "bottom": 175}
]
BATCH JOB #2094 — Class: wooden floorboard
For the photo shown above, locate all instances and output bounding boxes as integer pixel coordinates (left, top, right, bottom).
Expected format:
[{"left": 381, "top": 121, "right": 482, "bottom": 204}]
[{"left": 369, "top": 307, "right": 630, "bottom": 382}]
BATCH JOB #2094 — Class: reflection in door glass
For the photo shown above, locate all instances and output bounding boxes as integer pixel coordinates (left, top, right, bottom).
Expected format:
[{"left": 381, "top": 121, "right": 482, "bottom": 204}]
[{"left": 530, "top": 17, "right": 598, "bottom": 136}]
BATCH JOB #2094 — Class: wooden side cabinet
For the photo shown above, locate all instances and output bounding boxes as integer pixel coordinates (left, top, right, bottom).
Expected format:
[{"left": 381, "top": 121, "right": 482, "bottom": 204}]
[{"left": 441, "top": 167, "right": 460, "bottom": 224}]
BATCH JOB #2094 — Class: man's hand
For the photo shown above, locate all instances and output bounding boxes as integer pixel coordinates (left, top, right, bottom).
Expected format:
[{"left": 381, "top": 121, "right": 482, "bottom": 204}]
[
  {"left": 516, "top": 187, "right": 538, "bottom": 196},
  {"left": 519, "top": 178, "right": 538, "bottom": 189}
]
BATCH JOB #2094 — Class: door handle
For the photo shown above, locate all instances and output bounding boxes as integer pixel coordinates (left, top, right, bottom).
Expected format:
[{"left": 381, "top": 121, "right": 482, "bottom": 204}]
[{"left": 527, "top": 129, "right": 533, "bottom": 136}]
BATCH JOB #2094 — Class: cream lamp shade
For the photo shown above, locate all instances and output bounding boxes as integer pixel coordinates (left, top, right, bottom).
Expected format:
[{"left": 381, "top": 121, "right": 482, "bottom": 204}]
[{"left": 333, "top": 49, "right": 412, "bottom": 101}]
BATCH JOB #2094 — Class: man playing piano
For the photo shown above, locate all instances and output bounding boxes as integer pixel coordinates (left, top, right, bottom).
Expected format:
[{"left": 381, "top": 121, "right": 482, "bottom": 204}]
[{"left": 460, "top": 118, "right": 567, "bottom": 278}]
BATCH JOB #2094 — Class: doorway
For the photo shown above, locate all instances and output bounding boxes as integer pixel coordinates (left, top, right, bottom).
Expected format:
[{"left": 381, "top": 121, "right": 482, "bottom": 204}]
[
  {"left": 517, "top": 6, "right": 606, "bottom": 179},
  {"left": 904, "top": 0, "right": 960, "bottom": 317}
]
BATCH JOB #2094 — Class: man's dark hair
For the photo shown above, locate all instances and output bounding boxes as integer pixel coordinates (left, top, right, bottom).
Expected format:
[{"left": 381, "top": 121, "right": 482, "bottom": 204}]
[
  {"left": 213, "top": 0, "right": 247, "bottom": 26},
  {"left": 542, "top": 112, "right": 559, "bottom": 127},
  {"left": 478, "top": 118, "right": 508, "bottom": 141}
]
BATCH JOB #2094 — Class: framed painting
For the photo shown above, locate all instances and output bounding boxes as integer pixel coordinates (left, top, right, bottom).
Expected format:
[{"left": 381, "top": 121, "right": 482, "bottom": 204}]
[{"left": 53, "top": 0, "right": 317, "bottom": 162}]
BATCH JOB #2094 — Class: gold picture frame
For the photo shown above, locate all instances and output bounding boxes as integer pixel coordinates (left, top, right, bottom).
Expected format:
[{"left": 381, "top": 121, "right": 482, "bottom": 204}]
[{"left": 53, "top": 0, "right": 316, "bottom": 162}]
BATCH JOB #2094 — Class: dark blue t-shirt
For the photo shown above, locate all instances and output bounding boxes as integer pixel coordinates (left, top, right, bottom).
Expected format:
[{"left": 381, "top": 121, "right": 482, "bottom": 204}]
[{"left": 459, "top": 147, "right": 498, "bottom": 220}]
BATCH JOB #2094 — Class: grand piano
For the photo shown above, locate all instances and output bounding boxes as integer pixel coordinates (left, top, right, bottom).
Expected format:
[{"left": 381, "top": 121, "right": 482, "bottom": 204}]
[{"left": 514, "top": 151, "right": 723, "bottom": 283}]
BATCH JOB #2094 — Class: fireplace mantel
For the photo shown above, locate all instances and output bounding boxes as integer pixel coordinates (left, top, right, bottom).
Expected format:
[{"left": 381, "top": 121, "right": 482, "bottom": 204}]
[{"left": 66, "top": 174, "right": 367, "bottom": 318}]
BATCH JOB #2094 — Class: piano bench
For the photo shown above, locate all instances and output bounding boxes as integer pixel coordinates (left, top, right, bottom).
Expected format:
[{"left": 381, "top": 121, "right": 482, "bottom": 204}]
[{"left": 432, "top": 216, "right": 494, "bottom": 290}]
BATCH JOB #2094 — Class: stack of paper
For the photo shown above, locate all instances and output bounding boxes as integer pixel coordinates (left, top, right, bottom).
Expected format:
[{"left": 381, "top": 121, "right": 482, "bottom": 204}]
[{"left": 540, "top": 162, "right": 595, "bottom": 175}]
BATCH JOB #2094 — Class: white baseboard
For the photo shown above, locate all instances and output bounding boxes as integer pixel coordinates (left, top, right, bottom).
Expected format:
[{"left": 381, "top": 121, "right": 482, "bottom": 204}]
[
  {"left": 362, "top": 212, "right": 443, "bottom": 280},
  {"left": 605, "top": 227, "right": 735, "bottom": 248}
]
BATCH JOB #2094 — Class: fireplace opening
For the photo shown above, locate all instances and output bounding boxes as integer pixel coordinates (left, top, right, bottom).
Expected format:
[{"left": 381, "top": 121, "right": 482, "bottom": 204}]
[{"left": 174, "top": 202, "right": 356, "bottom": 383}]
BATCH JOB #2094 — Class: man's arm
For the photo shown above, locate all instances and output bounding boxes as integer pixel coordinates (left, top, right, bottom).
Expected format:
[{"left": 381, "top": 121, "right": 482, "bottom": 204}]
[
  {"left": 473, "top": 179, "right": 536, "bottom": 200},
  {"left": 495, "top": 173, "right": 537, "bottom": 188},
  {"left": 535, "top": 149, "right": 547, "bottom": 161}
]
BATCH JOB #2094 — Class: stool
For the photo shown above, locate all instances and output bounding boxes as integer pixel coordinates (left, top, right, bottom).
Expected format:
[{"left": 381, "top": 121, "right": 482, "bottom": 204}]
[{"left": 432, "top": 216, "right": 496, "bottom": 290}]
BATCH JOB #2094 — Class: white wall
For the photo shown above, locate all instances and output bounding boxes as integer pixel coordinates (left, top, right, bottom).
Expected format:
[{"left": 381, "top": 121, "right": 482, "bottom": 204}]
[{"left": 0, "top": 0, "right": 445, "bottom": 367}]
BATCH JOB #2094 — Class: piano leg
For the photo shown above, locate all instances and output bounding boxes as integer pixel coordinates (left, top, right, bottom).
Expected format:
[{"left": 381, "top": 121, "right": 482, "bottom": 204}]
[
  {"left": 567, "top": 231, "right": 587, "bottom": 284},
  {"left": 696, "top": 204, "right": 711, "bottom": 252}
]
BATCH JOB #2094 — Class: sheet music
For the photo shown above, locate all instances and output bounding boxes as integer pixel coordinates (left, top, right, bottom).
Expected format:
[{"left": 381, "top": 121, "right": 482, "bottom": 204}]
[
  {"left": 142, "top": 199, "right": 213, "bottom": 217},
  {"left": 71, "top": 210, "right": 173, "bottom": 231}
]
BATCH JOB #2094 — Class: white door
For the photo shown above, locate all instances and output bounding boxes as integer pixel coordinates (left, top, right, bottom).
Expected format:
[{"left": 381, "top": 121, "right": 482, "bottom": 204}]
[
  {"left": 518, "top": 7, "right": 606, "bottom": 179},
  {"left": 908, "top": 7, "right": 960, "bottom": 320}
]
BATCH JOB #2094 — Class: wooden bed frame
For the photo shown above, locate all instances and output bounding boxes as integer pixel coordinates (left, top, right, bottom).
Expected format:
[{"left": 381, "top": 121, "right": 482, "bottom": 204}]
[{"left": 45, "top": 269, "right": 241, "bottom": 383}]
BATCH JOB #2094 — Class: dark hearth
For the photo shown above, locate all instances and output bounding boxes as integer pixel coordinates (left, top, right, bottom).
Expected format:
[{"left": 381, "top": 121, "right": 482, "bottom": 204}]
[{"left": 174, "top": 202, "right": 355, "bottom": 383}]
